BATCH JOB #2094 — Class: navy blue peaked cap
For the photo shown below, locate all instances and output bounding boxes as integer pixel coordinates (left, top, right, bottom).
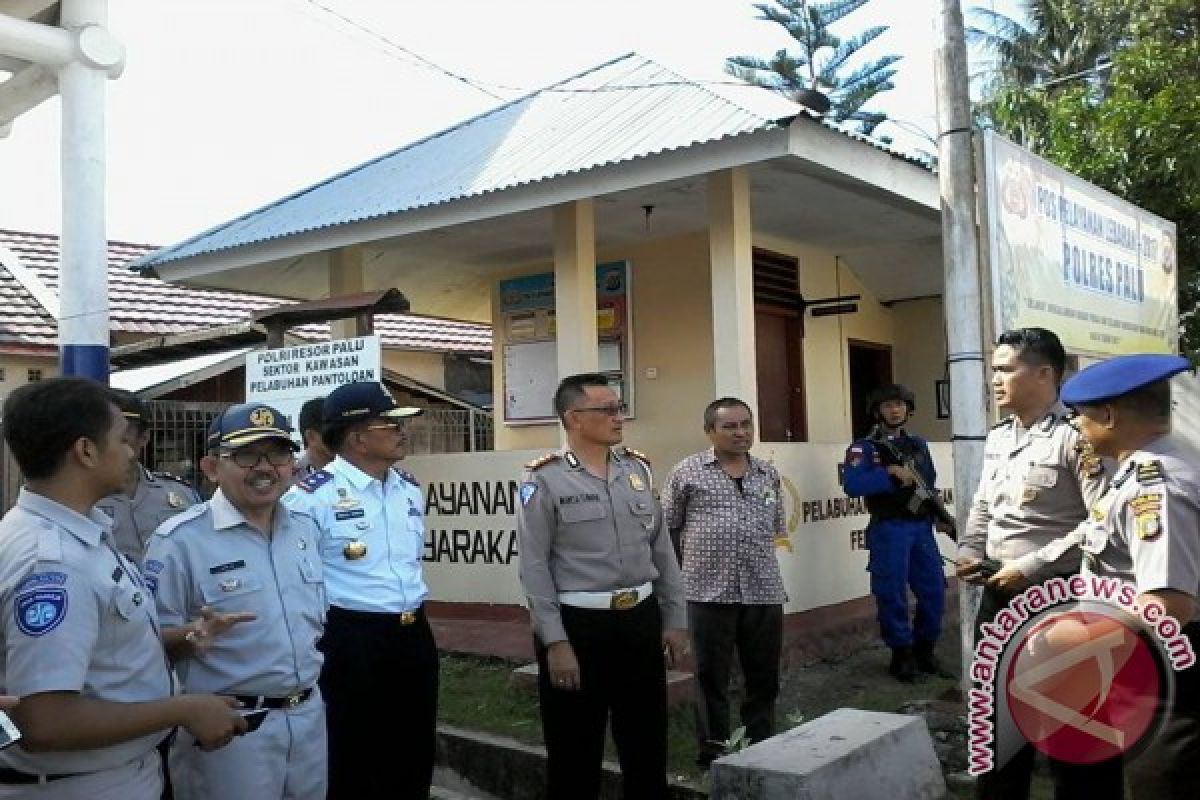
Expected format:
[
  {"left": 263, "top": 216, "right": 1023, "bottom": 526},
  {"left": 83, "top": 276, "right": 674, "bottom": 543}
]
[
  {"left": 208, "top": 403, "right": 297, "bottom": 449},
  {"left": 322, "top": 381, "right": 423, "bottom": 424},
  {"left": 1061, "top": 353, "right": 1191, "bottom": 406}
]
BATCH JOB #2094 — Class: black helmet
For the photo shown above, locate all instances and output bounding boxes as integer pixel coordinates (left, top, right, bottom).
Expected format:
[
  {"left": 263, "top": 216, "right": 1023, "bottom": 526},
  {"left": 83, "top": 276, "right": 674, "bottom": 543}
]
[{"left": 866, "top": 383, "right": 915, "bottom": 418}]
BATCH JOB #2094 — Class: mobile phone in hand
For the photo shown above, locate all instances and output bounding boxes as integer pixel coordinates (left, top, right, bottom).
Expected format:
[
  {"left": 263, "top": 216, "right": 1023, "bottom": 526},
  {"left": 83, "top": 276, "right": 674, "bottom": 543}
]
[
  {"left": 240, "top": 708, "right": 269, "bottom": 734},
  {"left": 0, "top": 711, "right": 21, "bottom": 751}
]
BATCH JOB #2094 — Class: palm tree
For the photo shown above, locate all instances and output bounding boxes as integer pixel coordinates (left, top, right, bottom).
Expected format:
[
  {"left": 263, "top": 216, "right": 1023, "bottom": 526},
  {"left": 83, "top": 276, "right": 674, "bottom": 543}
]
[
  {"left": 968, "top": 0, "right": 1129, "bottom": 144},
  {"left": 726, "top": 0, "right": 901, "bottom": 136}
]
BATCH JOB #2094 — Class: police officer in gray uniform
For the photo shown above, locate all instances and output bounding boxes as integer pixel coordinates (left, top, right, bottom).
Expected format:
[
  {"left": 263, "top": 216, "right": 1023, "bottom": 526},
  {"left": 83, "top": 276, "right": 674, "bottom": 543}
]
[
  {"left": 145, "top": 402, "right": 327, "bottom": 800},
  {"left": 955, "top": 328, "right": 1113, "bottom": 800},
  {"left": 292, "top": 396, "right": 331, "bottom": 482},
  {"left": 0, "top": 378, "right": 244, "bottom": 800},
  {"left": 1058, "top": 353, "right": 1199, "bottom": 800},
  {"left": 96, "top": 391, "right": 200, "bottom": 564},
  {"left": 518, "top": 373, "right": 687, "bottom": 800}
]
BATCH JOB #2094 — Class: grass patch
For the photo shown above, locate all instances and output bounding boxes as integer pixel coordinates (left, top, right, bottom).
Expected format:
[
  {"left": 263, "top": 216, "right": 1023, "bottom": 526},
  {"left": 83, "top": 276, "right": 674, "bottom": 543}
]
[{"left": 438, "top": 654, "right": 704, "bottom": 782}]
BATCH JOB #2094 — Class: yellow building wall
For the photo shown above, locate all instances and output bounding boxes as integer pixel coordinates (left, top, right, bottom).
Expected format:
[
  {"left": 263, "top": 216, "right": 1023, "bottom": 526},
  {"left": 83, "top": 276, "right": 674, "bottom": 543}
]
[
  {"left": 891, "top": 297, "right": 952, "bottom": 441},
  {"left": 382, "top": 349, "right": 447, "bottom": 393},
  {"left": 489, "top": 230, "right": 948, "bottom": 464},
  {"left": 0, "top": 355, "right": 57, "bottom": 401}
]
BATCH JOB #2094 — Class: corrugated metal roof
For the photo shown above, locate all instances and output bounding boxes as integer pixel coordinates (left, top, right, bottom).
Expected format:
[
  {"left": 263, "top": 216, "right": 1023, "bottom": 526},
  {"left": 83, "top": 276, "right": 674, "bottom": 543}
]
[
  {"left": 135, "top": 53, "right": 813, "bottom": 270},
  {"left": 0, "top": 229, "right": 492, "bottom": 353}
]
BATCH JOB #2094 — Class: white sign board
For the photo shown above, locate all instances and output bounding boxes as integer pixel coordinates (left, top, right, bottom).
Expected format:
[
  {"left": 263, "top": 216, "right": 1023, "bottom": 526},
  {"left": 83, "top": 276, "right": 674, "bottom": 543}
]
[
  {"left": 982, "top": 130, "right": 1178, "bottom": 357},
  {"left": 407, "top": 443, "right": 957, "bottom": 612},
  {"left": 245, "top": 335, "right": 383, "bottom": 441}
]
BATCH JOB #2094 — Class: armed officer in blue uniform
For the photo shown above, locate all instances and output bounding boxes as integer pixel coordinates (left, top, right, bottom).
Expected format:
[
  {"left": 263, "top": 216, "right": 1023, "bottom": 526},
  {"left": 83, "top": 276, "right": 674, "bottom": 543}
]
[
  {"left": 843, "top": 383, "right": 948, "bottom": 682},
  {"left": 283, "top": 381, "right": 433, "bottom": 800}
]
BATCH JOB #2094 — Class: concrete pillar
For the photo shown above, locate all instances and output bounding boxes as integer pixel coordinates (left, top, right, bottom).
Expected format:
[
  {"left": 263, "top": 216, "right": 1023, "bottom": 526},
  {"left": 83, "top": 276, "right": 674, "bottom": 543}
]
[
  {"left": 58, "top": 0, "right": 118, "bottom": 380},
  {"left": 553, "top": 200, "right": 598, "bottom": 377},
  {"left": 329, "top": 245, "right": 364, "bottom": 340},
  {"left": 707, "top": 168, "right": 757, "bottom": 408}
]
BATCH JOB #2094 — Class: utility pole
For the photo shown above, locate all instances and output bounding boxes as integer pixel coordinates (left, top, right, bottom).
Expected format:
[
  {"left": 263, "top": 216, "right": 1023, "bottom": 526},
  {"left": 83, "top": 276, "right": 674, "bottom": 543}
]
[{"left": 933, "top": 0, "right": 988, "bottom": 690}]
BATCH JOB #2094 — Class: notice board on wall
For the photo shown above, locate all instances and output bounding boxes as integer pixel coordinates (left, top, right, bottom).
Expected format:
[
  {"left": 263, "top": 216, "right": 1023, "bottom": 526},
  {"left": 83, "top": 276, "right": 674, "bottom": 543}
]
[{"left": 499, "top": 262, "right": 631, "bottom": 423}]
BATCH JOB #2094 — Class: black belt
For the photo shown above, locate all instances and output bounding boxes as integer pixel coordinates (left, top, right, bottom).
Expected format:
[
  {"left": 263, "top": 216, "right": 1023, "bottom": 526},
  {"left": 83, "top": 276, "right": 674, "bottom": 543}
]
[
  {"left": 328, "top": 604, "right": 424, "bottom": 626},
  {"left": 0, "top": 767, "right": 81, "bottom": 785},
  {"left": 232, "top": 686, "right": 313, "bottom": 710}
]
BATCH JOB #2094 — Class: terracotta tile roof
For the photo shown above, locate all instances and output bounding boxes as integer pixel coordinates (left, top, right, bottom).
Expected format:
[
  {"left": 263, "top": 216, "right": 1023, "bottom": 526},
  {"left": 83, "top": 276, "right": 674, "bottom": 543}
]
[{"left": 0, "top": 229, "right": 492, "bottom": 354}]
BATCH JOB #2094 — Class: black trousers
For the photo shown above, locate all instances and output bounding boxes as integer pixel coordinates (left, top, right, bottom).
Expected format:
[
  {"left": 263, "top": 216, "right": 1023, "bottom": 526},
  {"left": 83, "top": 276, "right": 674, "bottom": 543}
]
[
  {"left": 534, "top": 595, "right": 668, "bottom": 800},
  {"left": 688, "top": 602, "right": 782, "bottom": 760},
  {"left": 973, "top": 585, "right": 1124, "bottom": 800},
  {"left": 319, "top": 605, "right": 440, "bottom": 800},
  {"left": 1125, "top": 622, "right": 1200, "bottom": 799}
]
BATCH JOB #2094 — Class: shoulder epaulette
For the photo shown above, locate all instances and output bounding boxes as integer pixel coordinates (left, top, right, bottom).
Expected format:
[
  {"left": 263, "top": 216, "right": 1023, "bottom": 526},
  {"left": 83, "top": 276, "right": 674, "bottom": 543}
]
[
  {"left": 392, "top": 467, "right": 419, "bottom": 486},
  {"left": 153, "top": 502, "right": 208, "bottom": 537},
  {"left": 623, "top": 447, "right": 651, "bottom": 465},
  {"left": 296, "top": 469, "right": 334, "bottom": 493},
  {"left": 151, "top": 470, "right": 188, "bottom": 484},
  {"left": 524, "top": 452, "right": 560, "bottom": 471},
  {"left": 1135, "top": 459, "right": 1165, "bottom": 486},
  {"left": 1039, "top": 414, "right": 1057, "bottom": 432},
  {"left": 991, "top": 415, "right": 1015, "bottom": 430}
]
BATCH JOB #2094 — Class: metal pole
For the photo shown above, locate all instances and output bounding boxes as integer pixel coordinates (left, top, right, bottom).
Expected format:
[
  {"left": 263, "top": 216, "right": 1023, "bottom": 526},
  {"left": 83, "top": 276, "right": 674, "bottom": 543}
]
[
  {"left": 933, "top": 0, "right": 988, "bottom": 691},
  {"left": 58, "top": 0, "right": 122, "bottom": 381}
]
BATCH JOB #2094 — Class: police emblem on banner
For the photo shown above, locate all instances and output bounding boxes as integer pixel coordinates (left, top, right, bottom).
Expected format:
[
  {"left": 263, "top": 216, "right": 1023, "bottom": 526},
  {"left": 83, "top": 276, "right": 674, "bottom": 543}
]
[{"left": 16, "top": 588, "right": 68, "bottom": 636}]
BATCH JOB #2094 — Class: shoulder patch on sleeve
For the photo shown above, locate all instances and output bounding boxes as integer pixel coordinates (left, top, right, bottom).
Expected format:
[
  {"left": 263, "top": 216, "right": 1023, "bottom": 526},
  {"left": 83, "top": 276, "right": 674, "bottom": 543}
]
[
  {"left": 153, "top": 502, "right": 208, "bottom": 537},
  {"left": 623, "top": 446, "right": 651, "bottom": 465},
  {"left": 1135, "top": 459, "right": 1164, "bottom": 486},
  {"left": 296, "top": 469, "right": 334, "bottom": 493},
  {"left": 14, "top": 574, "right": 70, "bottom": 637},
  {"left": 524, "top": 452, "right": 560, "bottom": 471}
]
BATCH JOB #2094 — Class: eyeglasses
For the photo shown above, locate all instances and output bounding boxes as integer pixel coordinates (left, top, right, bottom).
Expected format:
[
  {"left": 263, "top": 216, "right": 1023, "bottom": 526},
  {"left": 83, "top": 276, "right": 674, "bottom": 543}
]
[
  {"left": 571, "top": 402, "right": 627, "bottom": 417},
  {"left": 219, "top": 448, "right": 295, "bottom": 468}
]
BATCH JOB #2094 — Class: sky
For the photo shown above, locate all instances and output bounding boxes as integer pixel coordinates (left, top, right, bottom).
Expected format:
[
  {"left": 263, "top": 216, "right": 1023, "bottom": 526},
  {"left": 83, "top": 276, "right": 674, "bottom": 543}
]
[{"left": 0, "top": 0, "right": 1020, "bottom": 246}]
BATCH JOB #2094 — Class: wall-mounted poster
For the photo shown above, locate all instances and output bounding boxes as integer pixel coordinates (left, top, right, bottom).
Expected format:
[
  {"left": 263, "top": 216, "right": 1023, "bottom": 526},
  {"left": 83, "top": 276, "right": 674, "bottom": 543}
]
[{"left": 499, "top": 262, "right": 631, "bottom": 423}]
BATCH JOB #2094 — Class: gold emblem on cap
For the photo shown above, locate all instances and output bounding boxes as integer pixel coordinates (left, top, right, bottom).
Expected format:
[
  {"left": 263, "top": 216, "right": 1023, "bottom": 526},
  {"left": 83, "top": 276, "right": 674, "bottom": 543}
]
[
  {"left": 167, "top": 492, "right": 186, "bottom": 509},
  {"left": 629, "top": 473, "right": 645, "bottom": 491},
  {"left": 249, "top": 407, "right": 275, "bottom": 427},
  {"left": 343, "top": 540, "right": 367, "bottom": 560}
]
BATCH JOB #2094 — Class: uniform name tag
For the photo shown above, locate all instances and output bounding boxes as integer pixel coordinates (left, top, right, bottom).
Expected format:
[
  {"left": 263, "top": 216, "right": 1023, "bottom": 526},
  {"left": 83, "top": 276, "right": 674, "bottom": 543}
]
[
  {"left": 335, "top": 508, "right": 366, "bottom": 521},
  {"left": 1025, "top": 466, "right": 1059, "bottom": 488},
  {"left": 209, "top": 560, "right": 246, "bottom": 575}
]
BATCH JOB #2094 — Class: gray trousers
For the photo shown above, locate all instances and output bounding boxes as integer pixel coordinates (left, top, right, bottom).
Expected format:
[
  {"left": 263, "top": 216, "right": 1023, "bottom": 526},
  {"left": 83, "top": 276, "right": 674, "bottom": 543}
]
[
  {"left": 170, "top": 689, "right": 326, "bottom": 800},
  {"left": 0, "top": 751, "right": 161, "bottom": 800}
]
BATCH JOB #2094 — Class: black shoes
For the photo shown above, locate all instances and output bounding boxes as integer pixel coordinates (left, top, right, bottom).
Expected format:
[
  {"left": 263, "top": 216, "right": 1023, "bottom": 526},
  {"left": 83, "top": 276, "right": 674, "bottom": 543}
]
[
  {"left": 914, "top": 640, "right": 955, "bottom": 679},
  {"left": 889, "top": 646, "right": 918, "bottom": 683}
]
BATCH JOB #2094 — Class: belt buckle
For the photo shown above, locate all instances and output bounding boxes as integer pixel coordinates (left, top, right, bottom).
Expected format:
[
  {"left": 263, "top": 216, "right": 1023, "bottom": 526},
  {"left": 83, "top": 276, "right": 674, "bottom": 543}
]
[
  {"left": 285, "top": 691, "right": 304, "bottom": 709},
  {"left": 610, "top": 590, "right": 638, "bottom": 610},
  {"left": 400, "top": 611, "right": 416, "bottom": 625}
]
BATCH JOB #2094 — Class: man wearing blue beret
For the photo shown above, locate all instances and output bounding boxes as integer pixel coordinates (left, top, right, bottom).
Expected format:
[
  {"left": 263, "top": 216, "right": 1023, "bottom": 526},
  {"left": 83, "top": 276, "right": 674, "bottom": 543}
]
[{"left": 1053, "top": 353, "right": 1198, "bottom": 799}]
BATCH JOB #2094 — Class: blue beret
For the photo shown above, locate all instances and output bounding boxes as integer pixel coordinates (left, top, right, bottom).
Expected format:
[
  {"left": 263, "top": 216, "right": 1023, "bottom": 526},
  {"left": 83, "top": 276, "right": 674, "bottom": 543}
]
[
  {"left": 322, "top": 381, "right": 423, "bottom": 424},
  {"left": 1061, "top": 354, "right": 1191, "bottom": 406},
  {"left": 207, "top": 403, "right": 297, "bottom": 449}
]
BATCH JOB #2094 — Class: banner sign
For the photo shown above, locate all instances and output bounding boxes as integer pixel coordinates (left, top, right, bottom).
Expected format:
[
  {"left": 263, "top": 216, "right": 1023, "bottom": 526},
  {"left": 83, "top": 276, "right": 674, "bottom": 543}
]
[
  {"left": 408, "top": 443, "right": 957, "bottom": 611},
  {"left": 245, "top": 335, "right": 382, "bottom": 441},
  {"left": 983, "top": 131, "right": 1178, "bottom": 356}
]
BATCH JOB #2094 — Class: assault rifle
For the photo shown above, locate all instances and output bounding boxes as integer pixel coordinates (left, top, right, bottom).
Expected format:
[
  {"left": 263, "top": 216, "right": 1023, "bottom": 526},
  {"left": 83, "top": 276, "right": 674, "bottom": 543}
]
[{"left": 869, "top": 427, "right": 958, "bottom": 541}]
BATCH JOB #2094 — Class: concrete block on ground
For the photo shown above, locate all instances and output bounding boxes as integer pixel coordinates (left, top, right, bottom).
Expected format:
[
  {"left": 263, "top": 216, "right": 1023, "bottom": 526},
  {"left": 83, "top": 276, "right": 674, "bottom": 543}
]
[
  {"left": 510, "top": 663, "right": 694, "bottom": 706},
  {"left": 710, "top": 708, "right": 946, "bottom": 800}
]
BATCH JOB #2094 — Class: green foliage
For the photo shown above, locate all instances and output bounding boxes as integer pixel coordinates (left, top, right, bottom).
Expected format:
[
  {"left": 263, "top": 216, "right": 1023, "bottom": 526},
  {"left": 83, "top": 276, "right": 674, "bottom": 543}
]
[
  {"left": 726, "top": 0, "right": 900, "bottom": 135},
  {"left": 980, "top": 0, "right": 1200, "bottom": 359}
]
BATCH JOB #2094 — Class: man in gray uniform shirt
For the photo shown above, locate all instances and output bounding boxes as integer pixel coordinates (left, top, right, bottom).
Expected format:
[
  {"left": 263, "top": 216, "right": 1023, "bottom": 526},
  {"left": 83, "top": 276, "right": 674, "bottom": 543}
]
[
  {"left": 0, "top": 378, "right": 244, "bottom": 800},
  {"left": 517, "top": 372, "right": 687, "bottom": 800},
  {"left": 1057, "top": 353, "right": 1199, "bottom": 799},
  {"left": 955, "top": 328, "right": 1113, "bottom": 800},
  {"left": 145, "top": 403, "right": 327, "bottom": 800},
  {"left": 96, "top": 391, "right": 199, "bottom": 564}
]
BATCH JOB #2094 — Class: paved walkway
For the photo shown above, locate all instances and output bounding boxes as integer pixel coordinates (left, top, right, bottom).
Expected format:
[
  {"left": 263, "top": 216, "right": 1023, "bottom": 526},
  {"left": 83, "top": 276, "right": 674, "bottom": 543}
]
[{"left": 427, "top": 602, "right": 535, "bottom": 662}]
